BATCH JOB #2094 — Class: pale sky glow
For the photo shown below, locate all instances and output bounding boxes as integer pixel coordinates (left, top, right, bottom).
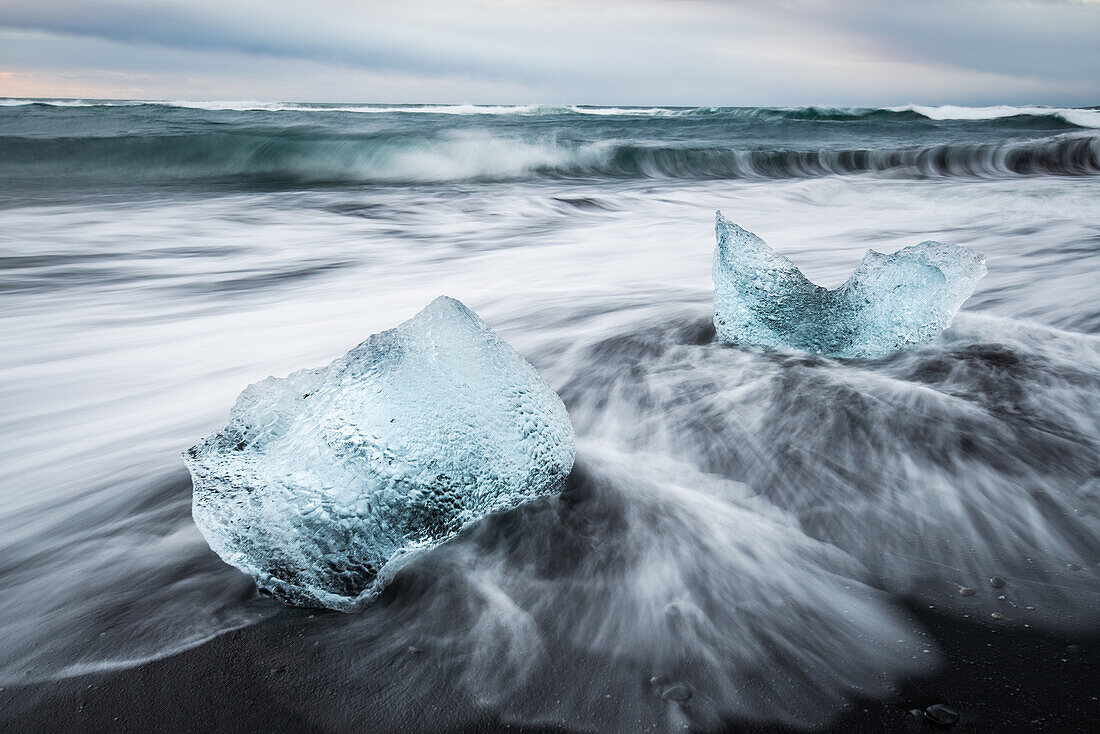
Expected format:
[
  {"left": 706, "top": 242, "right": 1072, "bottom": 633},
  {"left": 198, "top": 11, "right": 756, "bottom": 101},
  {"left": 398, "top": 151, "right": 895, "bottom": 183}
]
[{"left": 0, "top": 0, "right": 1097, "bottom": 105}]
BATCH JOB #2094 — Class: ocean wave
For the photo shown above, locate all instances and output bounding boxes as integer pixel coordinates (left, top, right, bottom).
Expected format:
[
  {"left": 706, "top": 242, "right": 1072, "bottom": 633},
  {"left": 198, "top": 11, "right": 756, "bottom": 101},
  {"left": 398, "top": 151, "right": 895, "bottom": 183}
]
[
  {"left": 893, "top": 104, "right": 1100, "bottom": 129},
  {"left": 2, "top": 129, "right": 1097, "bottom": 184},
  {"left": 3, "top": 99, "right": 1099, "bottom": 127},
  {"left": 0, "top": 98, "right": 146, "bottom": 108},
  {"left": 603, "top": 134, "right": 1100, "bottom": 179},
  {"left": 0, "top": 99, "right": 681, "bottom": 116}
]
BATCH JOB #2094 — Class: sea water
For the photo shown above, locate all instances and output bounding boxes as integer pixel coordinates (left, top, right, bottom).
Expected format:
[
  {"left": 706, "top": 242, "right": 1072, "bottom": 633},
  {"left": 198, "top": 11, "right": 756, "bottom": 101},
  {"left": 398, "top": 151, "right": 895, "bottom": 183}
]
[{"left": 1, "top": 101, "right": 1097, "bottom": 728}]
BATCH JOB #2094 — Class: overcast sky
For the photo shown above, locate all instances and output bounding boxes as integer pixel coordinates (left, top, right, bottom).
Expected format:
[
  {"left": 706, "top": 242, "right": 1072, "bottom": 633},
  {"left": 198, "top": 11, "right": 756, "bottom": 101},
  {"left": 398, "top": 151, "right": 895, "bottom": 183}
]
[{"left": 1, "top": 0, "right": 1098, "bottom": 105}]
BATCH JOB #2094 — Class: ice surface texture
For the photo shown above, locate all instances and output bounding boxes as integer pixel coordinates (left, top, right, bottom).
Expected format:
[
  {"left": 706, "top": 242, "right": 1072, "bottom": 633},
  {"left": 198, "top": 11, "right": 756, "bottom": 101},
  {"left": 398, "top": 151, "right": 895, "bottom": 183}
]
[
  {"left": 184, "top": 297, "right": 575, "bottom": 611},
  {"left": 712, "top": 211, "right": 987, "bottom": 359}
]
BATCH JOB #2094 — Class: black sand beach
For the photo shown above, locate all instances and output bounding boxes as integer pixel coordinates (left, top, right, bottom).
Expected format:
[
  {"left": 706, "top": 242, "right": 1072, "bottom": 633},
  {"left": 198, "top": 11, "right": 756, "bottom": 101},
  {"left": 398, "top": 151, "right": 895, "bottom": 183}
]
[{"left": 3, "top": 600, "right": 1096, "bottom": 733}]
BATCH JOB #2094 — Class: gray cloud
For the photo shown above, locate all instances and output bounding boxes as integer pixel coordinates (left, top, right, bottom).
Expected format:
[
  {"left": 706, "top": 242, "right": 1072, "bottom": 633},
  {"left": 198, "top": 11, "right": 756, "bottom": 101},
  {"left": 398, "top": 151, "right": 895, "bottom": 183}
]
[{"left": 0, "top": 0, "right": 1097, "bottom": 104}]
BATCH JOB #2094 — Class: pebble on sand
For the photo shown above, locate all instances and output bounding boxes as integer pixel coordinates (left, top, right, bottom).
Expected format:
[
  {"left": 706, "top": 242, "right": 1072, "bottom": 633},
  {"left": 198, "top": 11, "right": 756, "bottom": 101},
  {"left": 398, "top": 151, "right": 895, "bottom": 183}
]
[
  {"left": 990, "top": 576, "right": 1006, "bottom": 589},
  {"left": 991, "top": 612, "right": 1005, "bottom": 620},
  {"left": 649, "top": 674, "right": 670, "bottom": 686},
  {"left": 660, "top": 684, "right": 693, "bottom": 702},
  {"left": 958, "top": 587, "right": 976, "bottom": 597},
  {"left": 924, "top": 703, "right": 960, "bottom": 725}
]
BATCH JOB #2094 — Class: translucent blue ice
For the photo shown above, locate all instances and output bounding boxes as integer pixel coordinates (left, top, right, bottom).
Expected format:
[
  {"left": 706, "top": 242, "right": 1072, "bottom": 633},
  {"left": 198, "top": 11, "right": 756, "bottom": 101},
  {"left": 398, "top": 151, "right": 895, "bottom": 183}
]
[
  {"left": 712, "top": 211, "right": 987, "bottom": 359},
  {"left": 184, "top": 297, "right": 575, "bottom": 610}
]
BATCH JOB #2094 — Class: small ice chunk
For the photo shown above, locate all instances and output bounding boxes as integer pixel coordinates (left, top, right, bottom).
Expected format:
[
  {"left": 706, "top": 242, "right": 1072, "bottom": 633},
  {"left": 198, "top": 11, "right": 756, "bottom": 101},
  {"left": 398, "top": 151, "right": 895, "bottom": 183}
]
[
  {"left": 711, "top": 211, "right": 986, "bottom": 359},
  {"left": 184, "top": 297, "right": 575, "bottom": 611}
]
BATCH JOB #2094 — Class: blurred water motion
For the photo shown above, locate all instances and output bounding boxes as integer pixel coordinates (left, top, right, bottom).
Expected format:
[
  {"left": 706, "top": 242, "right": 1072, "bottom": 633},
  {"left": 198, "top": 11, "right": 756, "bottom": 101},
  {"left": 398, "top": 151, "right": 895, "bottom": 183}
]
[{"left": 1, "top": 101, "right": 1098, "bottom": 729}]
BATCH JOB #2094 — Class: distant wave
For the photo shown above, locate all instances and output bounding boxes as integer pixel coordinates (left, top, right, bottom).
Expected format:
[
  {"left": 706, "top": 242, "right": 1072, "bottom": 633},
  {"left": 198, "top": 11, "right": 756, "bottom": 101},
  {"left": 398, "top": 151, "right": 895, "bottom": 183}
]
[
  {"left": 3, "top": 99, "right": 1099, "bottom": 128},
  {"left": 162, "top": 102, "right": 681, "bottom": 116},
  {"left": 2, "top": 129, "right": 1097, "bottom": 184},
  {"left": 0, "top": 99, "right": 147, "bottom": 108},
  {"left": 0, "top": 99, "right": 687, "bottom": 116},
  {"left": 890, "top": 104, "right": 1100, "bottom": 129}
]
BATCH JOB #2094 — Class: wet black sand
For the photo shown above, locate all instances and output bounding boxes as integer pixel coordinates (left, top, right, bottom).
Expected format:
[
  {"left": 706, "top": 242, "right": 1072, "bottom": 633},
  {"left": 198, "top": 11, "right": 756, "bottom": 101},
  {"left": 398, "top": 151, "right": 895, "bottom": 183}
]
[{"left": 2, "top": 599, "right": 1095, "bottom": 733}]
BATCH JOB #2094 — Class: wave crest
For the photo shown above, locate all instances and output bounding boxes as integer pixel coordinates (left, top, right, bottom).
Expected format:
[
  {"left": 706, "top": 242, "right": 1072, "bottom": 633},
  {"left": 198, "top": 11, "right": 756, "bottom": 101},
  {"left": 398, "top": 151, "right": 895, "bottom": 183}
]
[
  {"left": 3, "top": 99, "right": 1099, "bottom": 128},
  {"left": 2, "top": 129, "right": 1097, "bottom": 184}
]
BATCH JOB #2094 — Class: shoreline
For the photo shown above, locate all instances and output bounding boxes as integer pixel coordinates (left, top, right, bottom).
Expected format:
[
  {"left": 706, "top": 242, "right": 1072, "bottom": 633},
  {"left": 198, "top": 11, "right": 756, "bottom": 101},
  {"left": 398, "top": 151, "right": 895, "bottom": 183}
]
[{"left": 3, "top": 600, "right": 1095, "bottom": 733}]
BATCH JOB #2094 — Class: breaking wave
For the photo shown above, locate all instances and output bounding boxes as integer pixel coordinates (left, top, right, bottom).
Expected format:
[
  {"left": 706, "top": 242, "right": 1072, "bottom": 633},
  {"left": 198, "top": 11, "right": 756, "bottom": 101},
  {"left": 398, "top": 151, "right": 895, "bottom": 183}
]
[
  {"left": 2, "top": 129, "right": 1097, "bottom": 184},
  {"left": 892, "top": 104, "right": 1100, "bottom": 129}
]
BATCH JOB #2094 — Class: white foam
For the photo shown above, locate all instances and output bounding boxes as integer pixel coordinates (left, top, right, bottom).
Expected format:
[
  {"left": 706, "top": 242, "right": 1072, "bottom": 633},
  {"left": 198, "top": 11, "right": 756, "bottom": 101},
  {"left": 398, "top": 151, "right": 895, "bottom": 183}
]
[
  {"left": 896, "top": 104, "right": 1100, "bottom": 128},
  {"left": 0, "top": 98, "right": 684, "bottom": 116},
  {"left": 0, "top": 98, "right": 143, "bottom": 107},
  {"left": 160, "top": 101, "right": 681, "bottom": 116}
]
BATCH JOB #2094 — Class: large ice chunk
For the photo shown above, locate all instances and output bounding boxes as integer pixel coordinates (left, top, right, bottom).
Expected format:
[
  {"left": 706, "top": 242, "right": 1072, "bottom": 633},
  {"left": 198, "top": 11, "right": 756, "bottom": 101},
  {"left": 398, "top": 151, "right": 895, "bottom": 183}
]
[
  {"left": 712, "top": 211, "right": 986, "bottom": 359},
  {"left": 184, "top": 297, "right": 575, "bottom": 611}
]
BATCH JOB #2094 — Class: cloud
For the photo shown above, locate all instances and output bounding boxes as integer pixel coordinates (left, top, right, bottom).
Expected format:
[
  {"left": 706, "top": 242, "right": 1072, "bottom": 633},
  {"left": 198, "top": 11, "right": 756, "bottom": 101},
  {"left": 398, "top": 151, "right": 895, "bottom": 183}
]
[{"left": 0, "top": 0, "right": 1096, "bottom": 103}]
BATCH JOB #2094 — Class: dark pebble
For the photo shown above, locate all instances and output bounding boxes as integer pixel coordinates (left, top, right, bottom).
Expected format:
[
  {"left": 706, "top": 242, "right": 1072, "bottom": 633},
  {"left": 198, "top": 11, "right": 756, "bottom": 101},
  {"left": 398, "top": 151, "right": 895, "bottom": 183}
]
[
  {"left": 661, "top": 684, "right": 692, "bottom": 702},
  {"left": 1067, "top": 563, "right": 1082, "bottom": 571},
  {"left": 958, "top": 587, "right": 976, "bottom": 597},
  {"left": 649, "top": 674, "right": 670, "bottom": 686},
  {"left": 990, "top": 576, "right": 1006, "bottom": 589},
  {"left": 924, "top": 703, "right": 960, "bottom": 725}
]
